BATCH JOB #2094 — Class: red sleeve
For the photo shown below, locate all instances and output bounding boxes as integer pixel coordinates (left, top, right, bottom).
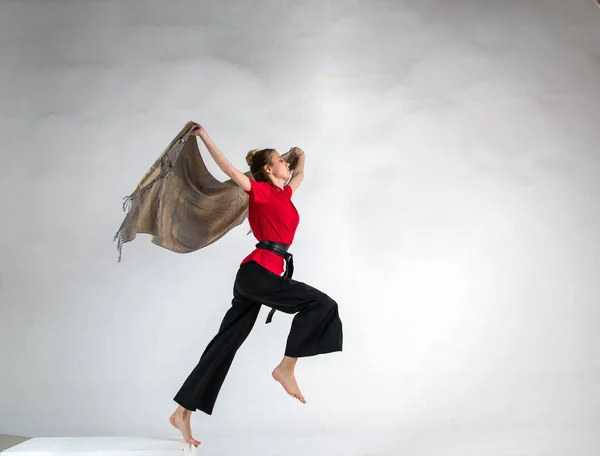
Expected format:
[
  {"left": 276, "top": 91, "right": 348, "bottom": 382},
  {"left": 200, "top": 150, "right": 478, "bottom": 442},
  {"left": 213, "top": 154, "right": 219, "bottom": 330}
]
[
  {"left": 284, "top": 185, "right": 293, "bottom": 198},
  {"left": 244, "top": 180, "right": 271, "bottom": 204}
]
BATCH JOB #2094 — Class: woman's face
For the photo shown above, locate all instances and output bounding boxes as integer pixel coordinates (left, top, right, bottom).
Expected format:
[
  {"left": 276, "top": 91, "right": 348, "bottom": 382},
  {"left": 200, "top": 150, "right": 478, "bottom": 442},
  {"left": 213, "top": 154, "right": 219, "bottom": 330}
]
[{"left": 267, "top": 151, "right": 291, "bottom": 181}]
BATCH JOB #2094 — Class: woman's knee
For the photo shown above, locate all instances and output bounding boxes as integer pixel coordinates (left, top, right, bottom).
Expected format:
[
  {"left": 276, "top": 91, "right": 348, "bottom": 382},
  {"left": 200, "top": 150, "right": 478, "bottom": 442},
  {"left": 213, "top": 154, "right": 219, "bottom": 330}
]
[{"left": 318, "top": 295, "right": 338, "bottom": 313}]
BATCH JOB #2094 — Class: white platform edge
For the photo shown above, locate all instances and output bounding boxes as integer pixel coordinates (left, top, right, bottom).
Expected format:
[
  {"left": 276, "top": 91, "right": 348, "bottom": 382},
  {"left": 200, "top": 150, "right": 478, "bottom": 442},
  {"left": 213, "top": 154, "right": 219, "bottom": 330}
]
[{"left": 1, "top": 438, "right": 195, "bottom": 456}]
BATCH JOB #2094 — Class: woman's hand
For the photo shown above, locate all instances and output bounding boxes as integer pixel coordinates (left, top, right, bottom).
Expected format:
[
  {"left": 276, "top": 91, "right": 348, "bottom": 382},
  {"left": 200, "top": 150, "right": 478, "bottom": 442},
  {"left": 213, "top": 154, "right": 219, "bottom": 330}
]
[
  {"left": 287, "top": 147, "right": 305, "bottom": 194},
  {"left": 290, "top": 147, "right": 305, "bottom": 158},
  {"left": 187, "top": 121, "right": 204, "bottom": 136}
]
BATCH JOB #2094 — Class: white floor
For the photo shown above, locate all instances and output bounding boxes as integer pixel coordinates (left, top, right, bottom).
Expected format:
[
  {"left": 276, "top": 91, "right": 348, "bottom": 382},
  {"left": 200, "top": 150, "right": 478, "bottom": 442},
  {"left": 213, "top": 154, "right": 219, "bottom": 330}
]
[
  {"left": 2, "top": 430, "right": 600, "bottom": 456},
  {"left": 0, "top": 435, "right": 375, "bottom": 456},
  {"left": 0, "top": 437, "right": 192, "bottom": 456}
]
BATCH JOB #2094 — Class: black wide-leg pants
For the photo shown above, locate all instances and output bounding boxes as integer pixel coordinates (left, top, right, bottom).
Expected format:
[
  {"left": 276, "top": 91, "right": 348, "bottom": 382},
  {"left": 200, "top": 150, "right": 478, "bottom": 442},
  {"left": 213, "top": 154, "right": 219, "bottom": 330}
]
[{"left": 173, "top": 260, "right": 343, "bottom": 415}]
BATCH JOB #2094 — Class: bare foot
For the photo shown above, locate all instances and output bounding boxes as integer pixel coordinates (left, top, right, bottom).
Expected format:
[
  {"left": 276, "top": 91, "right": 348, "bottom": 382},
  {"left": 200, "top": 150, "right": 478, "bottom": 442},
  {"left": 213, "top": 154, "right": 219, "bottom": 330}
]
[
  {"left": 272, "top": 366, "right": 306, "bottom": 404},
  {"left": 169, "top": 407, "right": 200, "bottom": 447}
]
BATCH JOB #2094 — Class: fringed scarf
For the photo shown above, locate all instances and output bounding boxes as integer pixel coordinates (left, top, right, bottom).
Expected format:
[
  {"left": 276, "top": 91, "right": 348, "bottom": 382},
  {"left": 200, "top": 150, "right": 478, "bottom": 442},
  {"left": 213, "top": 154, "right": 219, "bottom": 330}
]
[{"left": 114, "top": 122, "right": 299, "bottom": 261}]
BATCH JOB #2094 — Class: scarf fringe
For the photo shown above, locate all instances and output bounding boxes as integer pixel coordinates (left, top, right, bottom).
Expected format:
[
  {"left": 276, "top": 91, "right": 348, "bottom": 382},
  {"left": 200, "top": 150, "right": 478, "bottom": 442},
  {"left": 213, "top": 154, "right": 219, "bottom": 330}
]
[{"left": 113, "top": 154, "right": 173, "bottom": 262}]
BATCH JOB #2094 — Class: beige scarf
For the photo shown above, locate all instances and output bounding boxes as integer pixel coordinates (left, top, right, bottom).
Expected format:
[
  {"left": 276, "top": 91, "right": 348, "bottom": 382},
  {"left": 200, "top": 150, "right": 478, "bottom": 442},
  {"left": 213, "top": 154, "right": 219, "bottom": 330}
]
[{"left": 114, "top": 123, "right": 299, "bottom": 261}]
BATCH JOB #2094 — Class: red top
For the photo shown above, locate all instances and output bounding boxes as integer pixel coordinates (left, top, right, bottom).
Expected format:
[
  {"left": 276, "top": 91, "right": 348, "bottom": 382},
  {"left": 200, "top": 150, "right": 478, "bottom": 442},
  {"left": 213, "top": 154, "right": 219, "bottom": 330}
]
[{"left": 240, "top": 179, "right": 300, "bottom": 275}]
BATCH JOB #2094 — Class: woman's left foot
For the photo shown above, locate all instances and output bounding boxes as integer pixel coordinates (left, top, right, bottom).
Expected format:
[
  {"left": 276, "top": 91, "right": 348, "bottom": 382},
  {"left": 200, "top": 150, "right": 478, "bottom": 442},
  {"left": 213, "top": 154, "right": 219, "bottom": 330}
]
[
  {"left": 169, "top": 408, "right": 201, "bottom": 447},
  {"left": 272, "top": 366, "right": 306, "bottom": 404}
]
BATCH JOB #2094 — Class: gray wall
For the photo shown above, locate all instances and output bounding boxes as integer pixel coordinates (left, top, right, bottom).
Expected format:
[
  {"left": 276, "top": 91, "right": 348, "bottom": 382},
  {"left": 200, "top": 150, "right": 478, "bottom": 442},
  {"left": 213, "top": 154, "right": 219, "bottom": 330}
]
[{"left": 1, "top": 0, "right": 599, "bottom": 454}]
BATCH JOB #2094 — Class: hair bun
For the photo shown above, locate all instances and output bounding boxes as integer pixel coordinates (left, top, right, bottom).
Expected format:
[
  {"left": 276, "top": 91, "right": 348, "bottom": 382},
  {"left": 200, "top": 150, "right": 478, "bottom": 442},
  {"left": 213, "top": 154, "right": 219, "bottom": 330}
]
[{"left": 246, "top": 149, "right": 259, "bottom": 167}]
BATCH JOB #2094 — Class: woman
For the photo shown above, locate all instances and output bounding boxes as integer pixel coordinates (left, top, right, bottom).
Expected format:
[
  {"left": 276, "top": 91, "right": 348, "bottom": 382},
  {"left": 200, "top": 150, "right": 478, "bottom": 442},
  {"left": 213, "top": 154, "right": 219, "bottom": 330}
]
[{"left": 169, "top": 122, "right": 343, "bottom": 446}]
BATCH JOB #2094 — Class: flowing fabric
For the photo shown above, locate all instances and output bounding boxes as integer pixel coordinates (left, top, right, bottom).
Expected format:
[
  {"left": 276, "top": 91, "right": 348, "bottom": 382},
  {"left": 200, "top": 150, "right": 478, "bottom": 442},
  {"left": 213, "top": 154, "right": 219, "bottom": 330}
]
[{"left": 114, "top": 123, "right": 299, "bottom": 261}]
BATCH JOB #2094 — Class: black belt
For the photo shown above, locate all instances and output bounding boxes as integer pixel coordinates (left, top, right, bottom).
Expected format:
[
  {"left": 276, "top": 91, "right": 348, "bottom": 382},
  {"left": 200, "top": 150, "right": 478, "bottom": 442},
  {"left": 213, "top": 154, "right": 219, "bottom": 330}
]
[{"left": 255, "top": 240, "right": 294, "bottom": 324}]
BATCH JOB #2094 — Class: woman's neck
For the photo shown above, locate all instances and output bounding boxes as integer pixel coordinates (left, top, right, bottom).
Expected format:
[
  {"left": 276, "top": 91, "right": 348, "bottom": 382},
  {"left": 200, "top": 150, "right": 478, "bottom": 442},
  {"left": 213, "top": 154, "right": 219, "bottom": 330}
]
[{"left": 269, "top": 177, "right": 286, "bottom": 189}]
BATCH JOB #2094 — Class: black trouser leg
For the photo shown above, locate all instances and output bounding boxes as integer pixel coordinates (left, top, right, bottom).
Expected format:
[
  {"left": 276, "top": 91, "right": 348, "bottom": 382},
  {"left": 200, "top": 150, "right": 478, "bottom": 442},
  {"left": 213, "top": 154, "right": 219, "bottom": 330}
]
[
  {"left": 174, "top": 261, "right": 343, "bottom": 414},
  {"left": 235, "top": 261, "right": 343, "bottom": 358},
  {"left": 173, "top": 289, "right": 260, "bottom": 415}
]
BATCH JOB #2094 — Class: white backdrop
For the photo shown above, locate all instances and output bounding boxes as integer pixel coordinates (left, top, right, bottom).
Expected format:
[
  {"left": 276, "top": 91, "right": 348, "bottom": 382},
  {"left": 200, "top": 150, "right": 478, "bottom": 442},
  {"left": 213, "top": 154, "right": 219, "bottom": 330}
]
[{"left": 1, "top": 0, "right": 600, "bottom": 454}]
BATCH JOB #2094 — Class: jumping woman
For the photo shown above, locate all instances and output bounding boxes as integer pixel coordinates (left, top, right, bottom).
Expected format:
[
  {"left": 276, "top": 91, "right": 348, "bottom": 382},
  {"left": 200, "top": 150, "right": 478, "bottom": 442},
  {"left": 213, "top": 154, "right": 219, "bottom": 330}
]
[{"left": 169, "top": 122, "right": 344, "bottom": 446}]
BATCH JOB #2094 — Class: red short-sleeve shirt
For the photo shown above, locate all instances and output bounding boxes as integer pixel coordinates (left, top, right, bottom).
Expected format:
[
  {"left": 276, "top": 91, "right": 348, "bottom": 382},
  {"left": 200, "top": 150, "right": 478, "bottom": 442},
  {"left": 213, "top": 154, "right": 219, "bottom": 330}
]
[{"left": 240, "top": 180, "right": 300, "bottom": 275}]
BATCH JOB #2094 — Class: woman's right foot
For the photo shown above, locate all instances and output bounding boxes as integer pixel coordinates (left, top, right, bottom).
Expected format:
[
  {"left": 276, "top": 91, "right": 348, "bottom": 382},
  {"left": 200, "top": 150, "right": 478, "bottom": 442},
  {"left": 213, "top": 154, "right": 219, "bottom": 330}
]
[
  {"left": 169, "top": 407, "right": 200, "bottom": 447},
  {"left": 272, "top": 366, "right": 306, "bottom": 404}
]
